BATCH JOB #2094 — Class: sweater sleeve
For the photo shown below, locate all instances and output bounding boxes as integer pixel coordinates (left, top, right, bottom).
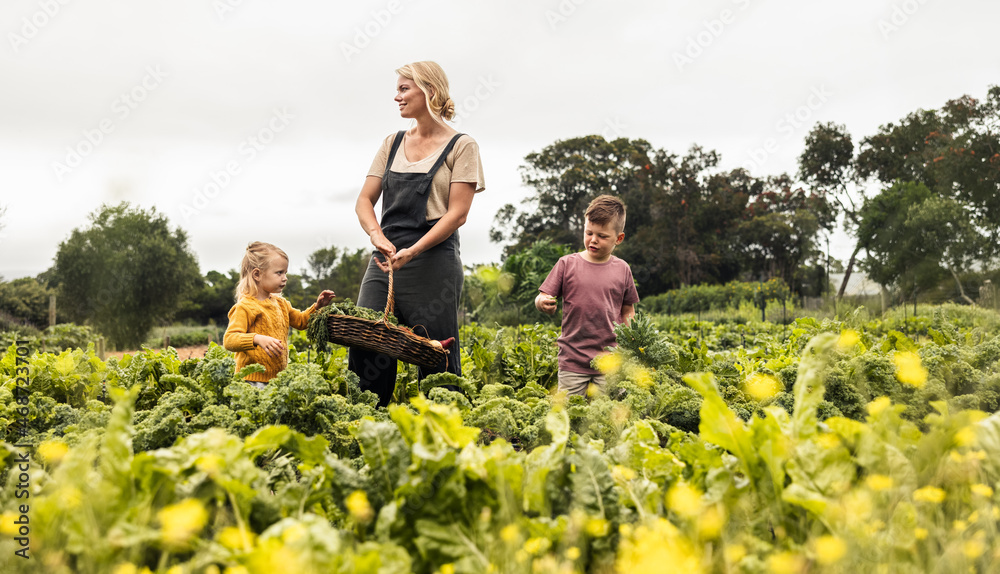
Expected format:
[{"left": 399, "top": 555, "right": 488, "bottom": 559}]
[
  {"left": 224, "top": 300, "right": 258, "bottom": 352},
  {"left": 288, "top": 301, "right": 317, "bottom": 331}
]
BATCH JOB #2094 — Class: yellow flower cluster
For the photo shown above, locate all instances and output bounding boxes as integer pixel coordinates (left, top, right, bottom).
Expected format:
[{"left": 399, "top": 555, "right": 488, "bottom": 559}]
[
  {"left": 157, "top": 499, "right": 208, "bottom": 548},
  {"left": 744, "top": 372, "right": 782, "bottom": 401},
  {"left": 893, "top": 351, "right": 928, "bottom": 387}
]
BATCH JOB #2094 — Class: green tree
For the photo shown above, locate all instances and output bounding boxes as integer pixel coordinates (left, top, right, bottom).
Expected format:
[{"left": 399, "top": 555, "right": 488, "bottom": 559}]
[
  {"left": 858, "top": 182, "right": 991, "bottom": 304},
  {"left": 801, "top": 86, "right": 1000, "bottom": 301},
  {"left": 176, "top": 269, "right": 240, "bottom": 326},
  {"left": 51, "top": 202, "right": 201, "bottom": 349},
  {"left": 490, "top": 135, "right": 654, "bottom": 256},
  {"left": 0, "top": 276, "right": 55, "bottom": 327},
  {"left": 289, "top": 246, "right": 370, "bottom": 309}
]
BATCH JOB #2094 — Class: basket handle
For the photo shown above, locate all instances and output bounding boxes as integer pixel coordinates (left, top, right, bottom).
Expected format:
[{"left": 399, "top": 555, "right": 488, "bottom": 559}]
[{"left": 382, "top": 264, "right": 395, "bottom": 322}]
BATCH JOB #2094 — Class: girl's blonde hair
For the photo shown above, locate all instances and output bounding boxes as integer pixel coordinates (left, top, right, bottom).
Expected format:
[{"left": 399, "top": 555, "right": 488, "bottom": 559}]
[
  {"left": 235, "top": 241, "right": 288, "bottom": 300},
  {"left": 396, "top": 61, "right": 455, "bottom": 122}
]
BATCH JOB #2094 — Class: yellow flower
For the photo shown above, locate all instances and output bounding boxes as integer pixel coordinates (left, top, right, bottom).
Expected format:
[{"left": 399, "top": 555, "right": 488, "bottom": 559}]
[
  {"left": 158, "top": 499, "right": 208, "bottom": 548},
  {"left": 631, "top": 367, "right": 655, "bottom": 389},
  {"left": 585, "top": 518, "right": 609, "bottom": 537},
  {"left": 439, "top": 564, "right": 456, "bottom": 574},
  {"left": 767, "top": 551, "right": 805, "bottom": 574},
  {"left": 217, "top": 526, "right": 255, "bottom": 550},
  {"left": 111, "top": 564, "right": 139, "bottom": 574},
  {"left": 524, "top": 537, "right": 550, "bottom": 554},
  {"left": 867, "top": 396, "right": 893, "bottom": 417},
  {"left": 594, "top": 352, "right": 622, "bottom": 374},
  {"left": 914, "top": 527, "right": 928, "bottom": 540},
  {"left": 565, "top": 547, "right": 581, "bottom": 561},
  {"left": 837, "top": 329, "right": 860, "bottom": 351},
  {"left": 964, "top": 539, "right": 985, "bottom": 559},
  {"left": 744, "top": 372, "right": 782, "bottom": 401},
  {"left": 616, "top": 518, "right": 702, "bottom": 573},
  {"left": 893, "top": 351, "right": 927, "bottom": 388},
  {"left": 953, "top": 520, "right": 967, "bottom": 532},
  {"left": 971, "top": 484, "right": 994, "bottom": 498},
  {"left": 612, "top": 465, "right": 637, "bottom": 482},
  {"left": 38, "top": 440, "right": 70, "bottom": 464},
  {"left": 865, "top": 474, "right": 894, "bottom": 491},
  {"left": 696, "top": 505, "right": 724, "bottom": 539},
  {"left": 954, "top": 426, "right": 977, "bottom": 448},
  {"left": 814, "top": 535, "right": 847, "bottom": 565},
  {"left": 346, "top": 490, "right": 374, "bottom": 524},
  {"left": 0, "top": 512, "right": 20, "bottom": 536},
  {"left": 913, "top": 486, "right": 946, "bottom": 504},
  {"left": 724, "top": 544, "right": 746, "bottom": 564},
  {"left": 500, "top": 524, "right": 520, "bottom": 544},
  {"left": 223, "top": 567, "right": 250, "bottom": 574},
  {"left": 667, "top": 482, "right": 702, "bottom": 518}
]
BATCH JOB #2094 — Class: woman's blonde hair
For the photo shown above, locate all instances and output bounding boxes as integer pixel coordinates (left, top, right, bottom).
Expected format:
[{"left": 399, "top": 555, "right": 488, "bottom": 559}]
[
  {"left": 235, "top": 241, "right": 288, "bottom": 300},
  {"left": 396, "top": 61, "right": 455, "bottom": 121}
]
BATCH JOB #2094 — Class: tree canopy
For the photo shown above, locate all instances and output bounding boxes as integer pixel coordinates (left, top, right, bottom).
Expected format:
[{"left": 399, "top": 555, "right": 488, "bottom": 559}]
[
  {"left": 51, "top": 202, "right": 200, "bottom": 349},
  {"left": 493, "top": 136, "right": 834, "bottom": 295}
]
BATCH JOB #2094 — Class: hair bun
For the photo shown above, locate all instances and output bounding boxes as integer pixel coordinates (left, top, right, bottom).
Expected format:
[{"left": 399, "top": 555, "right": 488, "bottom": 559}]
[{"left": 440, "top": 97, "right": 454, "bottom": 121}]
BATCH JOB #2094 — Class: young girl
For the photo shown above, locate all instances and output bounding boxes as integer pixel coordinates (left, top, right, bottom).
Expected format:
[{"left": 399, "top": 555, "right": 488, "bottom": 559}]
[{"left": 224, "top": 241, "right": 335, "bottom": 386}]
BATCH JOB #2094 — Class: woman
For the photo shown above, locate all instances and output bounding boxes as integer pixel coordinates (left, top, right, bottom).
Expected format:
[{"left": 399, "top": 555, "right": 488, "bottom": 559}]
[{"left": 349, "top": 61, "right": 485, "bottom": 407}]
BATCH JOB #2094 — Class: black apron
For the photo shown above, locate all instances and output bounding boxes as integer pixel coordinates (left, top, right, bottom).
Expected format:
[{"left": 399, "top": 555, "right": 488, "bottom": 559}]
[{"left": 349, "top": 130, "right": 466, "bottom": 407}]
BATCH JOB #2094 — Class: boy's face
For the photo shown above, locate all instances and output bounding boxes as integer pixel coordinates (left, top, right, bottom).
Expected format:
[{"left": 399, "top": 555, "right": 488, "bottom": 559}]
[{"left": 583, "top": 219, "right": 624, "bottom": 263}]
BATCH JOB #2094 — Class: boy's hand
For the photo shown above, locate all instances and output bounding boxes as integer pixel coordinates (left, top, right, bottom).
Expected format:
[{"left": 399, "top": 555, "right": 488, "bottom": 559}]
[
  {"left": 535, "top": 292, "right": 558, "bottom": 315},
  {"left": 253, "top": 334, "right": 285, "bottom": 357},
  {"left": 316, "top": 290, "right": 336, "bottom": 308}
]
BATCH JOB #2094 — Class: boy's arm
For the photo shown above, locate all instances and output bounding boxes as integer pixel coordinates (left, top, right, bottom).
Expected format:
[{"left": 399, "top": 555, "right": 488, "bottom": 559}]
[
  {"left": 619, "top": 303, "right": 635, "bottom": 325},
  {"left": 535, "top": 291, "right": 558, "bottom": 315}
]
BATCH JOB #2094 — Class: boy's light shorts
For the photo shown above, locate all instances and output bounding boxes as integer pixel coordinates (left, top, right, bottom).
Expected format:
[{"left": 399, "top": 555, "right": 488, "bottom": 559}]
[{"left": 557, "top": 371, "right": 606, "bottom": 397}]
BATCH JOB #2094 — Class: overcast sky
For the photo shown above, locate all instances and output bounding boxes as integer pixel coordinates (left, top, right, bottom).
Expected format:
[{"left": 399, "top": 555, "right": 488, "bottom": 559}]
[{"left": 1, "top": 0, "right": 996, "bottom": 283}]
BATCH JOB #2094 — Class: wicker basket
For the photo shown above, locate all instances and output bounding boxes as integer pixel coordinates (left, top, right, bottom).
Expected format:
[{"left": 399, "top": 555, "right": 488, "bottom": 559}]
[{"left": 325, "top": 266, "right": 448, "bottom": 368}]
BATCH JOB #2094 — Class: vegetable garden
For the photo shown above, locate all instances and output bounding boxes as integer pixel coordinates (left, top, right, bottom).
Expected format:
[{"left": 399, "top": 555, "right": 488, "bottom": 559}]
[{"left": 3, "top": 303, "right": 1000, "bottom": 573}]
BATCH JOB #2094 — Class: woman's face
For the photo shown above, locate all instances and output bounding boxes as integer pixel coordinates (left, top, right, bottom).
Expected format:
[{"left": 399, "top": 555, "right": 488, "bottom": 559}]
[{"left": 395, "top": 76, "right": 428, "bottom": 119}]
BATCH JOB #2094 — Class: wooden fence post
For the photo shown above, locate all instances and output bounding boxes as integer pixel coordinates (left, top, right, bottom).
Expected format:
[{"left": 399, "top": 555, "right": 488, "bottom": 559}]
[{"left": 48, "top": 295, "right": 56, "bottom": 327}]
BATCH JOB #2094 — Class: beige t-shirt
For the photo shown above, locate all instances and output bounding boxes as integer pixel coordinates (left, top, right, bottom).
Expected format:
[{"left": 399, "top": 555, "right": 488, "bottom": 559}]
[{"left": 367, "top": 131, "right": 486, "bottom": 221}]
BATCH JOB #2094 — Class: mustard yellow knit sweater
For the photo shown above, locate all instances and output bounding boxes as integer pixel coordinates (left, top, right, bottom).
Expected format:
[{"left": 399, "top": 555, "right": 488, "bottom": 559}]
[{"left": 223, "top": 295, "right": 316, "bottom": 382}]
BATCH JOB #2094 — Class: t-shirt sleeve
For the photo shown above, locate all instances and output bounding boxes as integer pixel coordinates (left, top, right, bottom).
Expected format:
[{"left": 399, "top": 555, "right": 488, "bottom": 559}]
[
  {"left": 539, "top": 258, "right": 565, "bottom": 297},
  {"left": 623, "top": 264, "right": 639, "bottom": 305},
  {"left": 366, "top": 133, "right": 396, "bottom": 178},
  {"left": 449, "top": 136, "right": 486, "bottom": 192}
]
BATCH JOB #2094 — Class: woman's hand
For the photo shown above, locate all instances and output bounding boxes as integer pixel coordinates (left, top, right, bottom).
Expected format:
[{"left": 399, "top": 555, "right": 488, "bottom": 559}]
[
  {"left": 389, "top": 247, "right": 416, "bottom": 270},
  {"left": 253, "top": 334, "right": 285, "bottom": 357}
]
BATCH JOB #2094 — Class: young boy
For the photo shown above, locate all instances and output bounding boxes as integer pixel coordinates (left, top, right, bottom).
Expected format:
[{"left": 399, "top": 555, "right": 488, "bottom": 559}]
[{"left": 535, "top": 195, "right": 639, "bottom": 396}]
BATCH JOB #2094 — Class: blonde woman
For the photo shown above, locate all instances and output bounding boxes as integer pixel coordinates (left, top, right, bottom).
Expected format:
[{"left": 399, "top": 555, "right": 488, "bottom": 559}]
[{"left": 350, "top": 61, "right": 486, "bottom": 407}]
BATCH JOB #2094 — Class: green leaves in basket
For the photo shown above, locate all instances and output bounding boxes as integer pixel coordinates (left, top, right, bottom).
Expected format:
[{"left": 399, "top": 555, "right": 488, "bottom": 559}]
[{"left": 307, "top": 300, "right": 399, "bottom": 352}]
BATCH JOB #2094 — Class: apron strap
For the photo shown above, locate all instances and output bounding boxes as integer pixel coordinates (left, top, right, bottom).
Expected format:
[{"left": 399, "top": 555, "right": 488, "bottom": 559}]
[
  {"left": 383, "top": 130, "right": 407, "bottom": 179},
  {"left": 424, "top": 133, "right": 465, "bottom": 184}
]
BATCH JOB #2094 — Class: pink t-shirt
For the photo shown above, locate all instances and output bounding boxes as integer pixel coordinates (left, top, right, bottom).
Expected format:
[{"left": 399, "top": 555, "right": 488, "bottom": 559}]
[{"left": 539, "top": 253, "right": 640, "bottom": 374}]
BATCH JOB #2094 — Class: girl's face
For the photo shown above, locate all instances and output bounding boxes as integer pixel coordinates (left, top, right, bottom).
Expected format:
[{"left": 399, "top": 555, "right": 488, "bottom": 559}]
[
  {"left": 253, "top": 256, "right": 288, "bottom": 299},
  {"left": 395, "top": 76, "right": 428, "bottom": 119}
]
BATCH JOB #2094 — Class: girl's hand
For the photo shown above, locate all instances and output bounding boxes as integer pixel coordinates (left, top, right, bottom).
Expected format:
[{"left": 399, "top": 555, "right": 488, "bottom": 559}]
[
  {"left": 253, "top": 334, "right": 285, "bottom": 357},
  {"left": 316, "top": 290, "right": 335, "bottom": 308}
]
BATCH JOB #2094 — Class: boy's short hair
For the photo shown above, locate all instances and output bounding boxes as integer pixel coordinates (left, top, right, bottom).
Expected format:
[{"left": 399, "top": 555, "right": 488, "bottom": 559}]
[{"left": 585, "top": 194, "right": 627, "bottom": 233}]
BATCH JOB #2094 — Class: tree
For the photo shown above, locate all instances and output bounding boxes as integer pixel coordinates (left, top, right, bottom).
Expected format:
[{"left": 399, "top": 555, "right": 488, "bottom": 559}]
[
  {"left": 52, "top": 202, "right": 200, "bottom": 349},
  {"left": 491, "top": 135, "right": 654, "bottom": 256},
  {"left": 801, "top": 86, "right": 1000, "bottom": 301},
  {"left": 289, "top": 246, "right": 370, "bottom": 310},
  {"left": 858, "top": 182, "right": 991, "bottom": 304},
  {"left": 0, "top": 277, "right": 55, "bottom": 328}
]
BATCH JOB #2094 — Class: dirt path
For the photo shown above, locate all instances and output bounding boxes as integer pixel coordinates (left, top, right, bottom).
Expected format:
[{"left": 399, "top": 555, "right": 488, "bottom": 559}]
[{"left": 103, "top": 344, "right": 210, "bottom": 361}]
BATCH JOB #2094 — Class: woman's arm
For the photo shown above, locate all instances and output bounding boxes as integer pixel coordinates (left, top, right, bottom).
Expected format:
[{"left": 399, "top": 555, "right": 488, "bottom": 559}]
[
  {"left": 356, "top": 175, "right": 396, "bottom": 265},
  {"left": 390, "top": 181, "right": 476, "bottom": 269}
]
